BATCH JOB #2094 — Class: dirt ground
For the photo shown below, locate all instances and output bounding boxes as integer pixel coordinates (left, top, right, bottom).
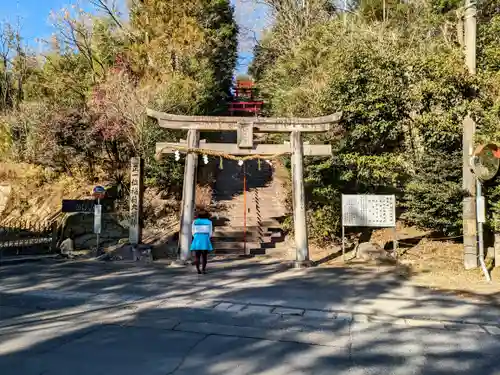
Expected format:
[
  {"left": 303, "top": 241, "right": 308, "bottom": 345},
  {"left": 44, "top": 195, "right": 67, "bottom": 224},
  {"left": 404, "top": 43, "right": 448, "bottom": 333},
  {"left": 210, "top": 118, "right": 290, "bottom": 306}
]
[{"left": 309, "top": 223, "right": 500, "bottom": 299}]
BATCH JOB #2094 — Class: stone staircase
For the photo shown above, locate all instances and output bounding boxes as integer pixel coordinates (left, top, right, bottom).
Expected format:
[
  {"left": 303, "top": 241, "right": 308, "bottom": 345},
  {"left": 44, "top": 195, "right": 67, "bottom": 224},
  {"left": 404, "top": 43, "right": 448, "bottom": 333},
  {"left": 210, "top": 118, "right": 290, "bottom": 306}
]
[{"left": 210, "top": 133, "right": 288, "bottom": 256}]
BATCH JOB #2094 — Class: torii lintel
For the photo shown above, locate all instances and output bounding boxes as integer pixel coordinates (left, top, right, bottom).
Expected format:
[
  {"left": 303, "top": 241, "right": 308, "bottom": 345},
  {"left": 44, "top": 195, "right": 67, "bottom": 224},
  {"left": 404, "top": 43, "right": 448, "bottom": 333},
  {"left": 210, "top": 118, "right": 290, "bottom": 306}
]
[{"left": 146, "top": 108, "right": 342, "bottom": 133}]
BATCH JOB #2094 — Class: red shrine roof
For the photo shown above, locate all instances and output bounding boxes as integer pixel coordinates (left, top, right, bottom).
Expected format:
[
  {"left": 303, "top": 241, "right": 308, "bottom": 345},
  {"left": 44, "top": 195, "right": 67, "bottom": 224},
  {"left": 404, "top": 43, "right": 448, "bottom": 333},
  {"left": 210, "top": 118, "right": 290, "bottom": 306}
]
[{"left": 230, "top": 79, "right": 263, "bottom": 115}]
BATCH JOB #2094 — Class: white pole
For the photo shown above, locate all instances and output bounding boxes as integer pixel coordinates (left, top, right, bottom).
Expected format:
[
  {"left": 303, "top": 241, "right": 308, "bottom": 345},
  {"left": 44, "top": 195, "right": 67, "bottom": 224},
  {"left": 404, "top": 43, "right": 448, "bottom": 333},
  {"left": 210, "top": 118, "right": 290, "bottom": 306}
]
[
  {"left": 96, "top": 197, "right": 100, "bottom": 254},
  {"left": 342, "top": 224, "right": 345, "bottom": 262},
  {"left": 476, "top": 180, "right": 491, "bottom": 282}
]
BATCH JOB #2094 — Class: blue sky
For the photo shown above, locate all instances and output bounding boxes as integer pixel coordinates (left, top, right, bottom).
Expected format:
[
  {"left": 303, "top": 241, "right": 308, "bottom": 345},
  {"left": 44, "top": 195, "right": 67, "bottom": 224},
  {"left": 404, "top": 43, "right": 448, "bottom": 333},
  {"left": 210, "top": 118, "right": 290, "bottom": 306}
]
[
  {"left": 0, "top": 0, "right": 268, "bottom": 74},
  {"left": 0, "top": 0, "right": 67, "bottom": 45}
]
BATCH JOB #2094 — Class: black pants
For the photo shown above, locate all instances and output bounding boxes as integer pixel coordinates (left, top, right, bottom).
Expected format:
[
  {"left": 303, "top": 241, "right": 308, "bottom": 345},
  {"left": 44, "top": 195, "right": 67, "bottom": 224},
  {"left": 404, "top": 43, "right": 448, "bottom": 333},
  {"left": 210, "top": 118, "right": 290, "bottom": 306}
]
[{"left": 194, "top": 250, "right": 208, "bottom": 273}]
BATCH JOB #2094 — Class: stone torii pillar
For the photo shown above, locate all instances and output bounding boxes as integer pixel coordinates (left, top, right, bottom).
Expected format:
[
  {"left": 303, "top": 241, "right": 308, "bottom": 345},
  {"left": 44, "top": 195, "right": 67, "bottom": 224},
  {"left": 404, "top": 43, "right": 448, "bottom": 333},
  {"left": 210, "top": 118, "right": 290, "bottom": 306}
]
[{"left": 147, "top": 109, "right": 342, "bottom": 267}]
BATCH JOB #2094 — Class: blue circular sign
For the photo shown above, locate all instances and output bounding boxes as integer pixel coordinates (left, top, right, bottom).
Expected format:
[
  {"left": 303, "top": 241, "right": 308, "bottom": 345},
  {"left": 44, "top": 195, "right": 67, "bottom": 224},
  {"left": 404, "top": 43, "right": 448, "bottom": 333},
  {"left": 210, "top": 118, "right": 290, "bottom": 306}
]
[{"left": 93, "top": 186, "right": 106, "bottom": 194}]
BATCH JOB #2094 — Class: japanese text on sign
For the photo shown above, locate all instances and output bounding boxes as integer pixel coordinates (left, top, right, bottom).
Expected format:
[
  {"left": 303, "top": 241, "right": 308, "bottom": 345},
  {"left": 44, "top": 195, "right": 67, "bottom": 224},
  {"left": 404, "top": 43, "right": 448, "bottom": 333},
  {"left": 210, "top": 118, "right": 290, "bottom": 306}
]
[
  {"left": 129, "top": 157, "right": 142, "bottom": 245},
  {"left": 342, "top": 195, "right": 396, "bottom": 228}
]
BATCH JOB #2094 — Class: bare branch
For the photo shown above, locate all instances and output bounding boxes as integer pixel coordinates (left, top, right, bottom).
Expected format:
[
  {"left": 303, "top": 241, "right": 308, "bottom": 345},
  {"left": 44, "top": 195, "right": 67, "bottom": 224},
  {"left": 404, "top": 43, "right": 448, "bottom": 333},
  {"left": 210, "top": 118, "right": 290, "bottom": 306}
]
[{"left": 89, "top": 0, "right": 124, "bottom": 29}]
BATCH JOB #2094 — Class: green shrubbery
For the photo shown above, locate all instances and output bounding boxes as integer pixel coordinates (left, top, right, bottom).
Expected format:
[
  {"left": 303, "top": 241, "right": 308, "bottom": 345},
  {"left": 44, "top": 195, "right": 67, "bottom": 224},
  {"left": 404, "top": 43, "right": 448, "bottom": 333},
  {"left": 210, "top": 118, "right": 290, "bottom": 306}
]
[{"left": 251, "top": 0, "right": 500, "bottom": 240}]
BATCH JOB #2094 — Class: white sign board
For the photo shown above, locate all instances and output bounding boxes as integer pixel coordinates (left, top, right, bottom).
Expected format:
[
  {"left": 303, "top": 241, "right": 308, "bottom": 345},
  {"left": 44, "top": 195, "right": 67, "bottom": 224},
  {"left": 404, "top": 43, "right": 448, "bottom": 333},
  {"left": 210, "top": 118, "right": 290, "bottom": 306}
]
[
  {"left": 342, "top": 194, "right": 396, "bottom": 228},
  {"left": 477, "top": 196, "right": 486, "bottom": 223},
  {"left": 94, "top": 204, "right": 102, "bottom": 234}
]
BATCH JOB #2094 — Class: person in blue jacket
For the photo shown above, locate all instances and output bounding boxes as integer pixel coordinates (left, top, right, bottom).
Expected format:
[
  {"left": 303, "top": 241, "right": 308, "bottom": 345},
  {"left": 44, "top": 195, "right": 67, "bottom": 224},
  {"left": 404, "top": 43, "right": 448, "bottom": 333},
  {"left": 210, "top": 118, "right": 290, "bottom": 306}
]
[{"left": 190, "top": 210, "right": 213, "bottom": 274}]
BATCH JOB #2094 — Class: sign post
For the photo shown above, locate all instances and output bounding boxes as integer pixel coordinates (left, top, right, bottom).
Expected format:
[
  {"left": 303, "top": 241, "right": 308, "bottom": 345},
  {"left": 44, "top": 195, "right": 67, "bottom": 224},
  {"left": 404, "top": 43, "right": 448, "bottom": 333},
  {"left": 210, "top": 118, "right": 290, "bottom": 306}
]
[
  {"left": 94, "top": 203, "right": 102, "bottom": 250},
  {"left": 341, "top": 194, "right": 397, "bottom": 261},
  {"left": 92, "top": 186, "right": 106, "bottom": 254},
  {"left": 62, "top": 199, "right": 112, "bottom": 213}
]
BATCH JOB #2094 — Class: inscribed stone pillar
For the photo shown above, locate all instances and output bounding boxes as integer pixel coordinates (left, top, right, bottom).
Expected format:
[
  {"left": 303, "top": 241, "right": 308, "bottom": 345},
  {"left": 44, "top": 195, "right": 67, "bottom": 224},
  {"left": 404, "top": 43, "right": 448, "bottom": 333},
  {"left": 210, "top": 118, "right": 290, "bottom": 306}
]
[
  {"left": 179, "top": 129, "right": 199, "bottom": 262},
  {"left": 129, "top": 157, "right": 144, "bottom": 246},
  {"left": 290, "top": 131, "right": 310, "bottom": 266}
]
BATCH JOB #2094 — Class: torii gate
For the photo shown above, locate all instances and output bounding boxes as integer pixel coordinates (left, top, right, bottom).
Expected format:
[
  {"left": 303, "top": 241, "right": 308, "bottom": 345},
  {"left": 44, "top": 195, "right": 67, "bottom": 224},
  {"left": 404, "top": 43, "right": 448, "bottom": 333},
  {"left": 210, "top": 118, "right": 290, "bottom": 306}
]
[{"left": 147, "top": 109, "right": 342, "bottom": 267}]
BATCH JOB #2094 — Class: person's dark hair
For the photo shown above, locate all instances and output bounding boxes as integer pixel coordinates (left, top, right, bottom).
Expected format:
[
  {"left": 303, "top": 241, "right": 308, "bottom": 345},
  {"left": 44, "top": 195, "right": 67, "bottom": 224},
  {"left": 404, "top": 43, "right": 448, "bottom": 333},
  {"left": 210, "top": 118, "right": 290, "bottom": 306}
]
[{"left": 197, "top": 210, "right": 210, "bottom": 219}]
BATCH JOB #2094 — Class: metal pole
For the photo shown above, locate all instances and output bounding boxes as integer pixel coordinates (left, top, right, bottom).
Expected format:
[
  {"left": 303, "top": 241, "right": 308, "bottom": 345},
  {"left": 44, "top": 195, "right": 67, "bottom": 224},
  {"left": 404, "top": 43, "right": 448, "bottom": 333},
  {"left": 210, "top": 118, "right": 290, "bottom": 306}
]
[
  {"left": 393, "top": 227, "right": 398, "bottom": 259},
  {"left": 476, "top": 180, "right": 491, "bottom": 282},
  {"left": 463, "top": 0, "right": 478, "bottom": 269},
  {"left": 243, "top": 162, "right": 247, "bottom": 255},
  {"left": 342, "top": 224, "right": 345, "bottom": 262},
  {"left": 96, "top": 197, "right": 100, "bottom": 253}
]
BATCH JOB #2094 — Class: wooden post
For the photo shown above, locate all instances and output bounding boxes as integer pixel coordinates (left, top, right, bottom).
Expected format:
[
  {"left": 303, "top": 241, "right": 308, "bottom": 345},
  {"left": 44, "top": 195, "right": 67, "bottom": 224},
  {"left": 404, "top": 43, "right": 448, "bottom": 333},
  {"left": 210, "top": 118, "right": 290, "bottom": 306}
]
[
  {"left": 291, "top": 131, "right": 310, "bottom": 267},
  {"left": 178, "top": 129, "right": 199, "bottom": 263},
  {"left": 129, "top": 157, "right": 143, "bottom": 246}
]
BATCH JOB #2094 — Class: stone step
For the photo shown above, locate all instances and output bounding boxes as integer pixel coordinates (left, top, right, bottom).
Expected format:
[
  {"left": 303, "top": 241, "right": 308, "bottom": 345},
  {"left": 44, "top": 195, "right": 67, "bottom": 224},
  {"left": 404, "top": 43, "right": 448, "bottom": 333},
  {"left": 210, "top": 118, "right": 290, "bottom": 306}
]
[
  {"left": 213, "top": 224, "right": 283, "bottom": 232},
  {"left": 212, "top": 204, "right": 280, "bottom": 210},
  {"left": 213, "top": 187, "right": 283, "bottom": 193},
  {"left": 224, "top": 216, "right": 285, "bottom": 220},
  {"left": 212, "top": 233, "right": 282, "bottom": 244},
  {"left": 213, "top": 242, "right": 260, "bottom": 251},
  {"left": 212, "top": 233, "right": 269, "bottom": 242},
  {"left": 213, "top": 248, "right": 247, "bottom": 255},
  {"left": 223, "top": 206, "right": 286, "bottom": 212},
  {"left": 212, "top": 167, "right": 288, "bottom": 258},
  {"left": 214, "top": 223, "right": 283, "bottom": 230},
  {"left": 212, "top": 231, "right": 284, "bottom": 247},
  {"left": 212, "top": 245, "right": 284, "bottom": 256},
  {"left": 222, "top": 212, "right": 285, "bottom": 217},
  {"left": 214, "top": 200, "right": 285, "bottom": 207},
  {"left": 217, "top": 198, "right": 284, "bottom": 203},
  {"left": 212, "top": 228, "right": 279, "bottom": 236},
  {"left": 223, "top": 216, "right": 285, "bottom": 222},
  {"left": 212, "top": 227, "right": 283, "bottom": 236},
  {"left": 249, "top": 246, "right": 288, "bottom": 256}
]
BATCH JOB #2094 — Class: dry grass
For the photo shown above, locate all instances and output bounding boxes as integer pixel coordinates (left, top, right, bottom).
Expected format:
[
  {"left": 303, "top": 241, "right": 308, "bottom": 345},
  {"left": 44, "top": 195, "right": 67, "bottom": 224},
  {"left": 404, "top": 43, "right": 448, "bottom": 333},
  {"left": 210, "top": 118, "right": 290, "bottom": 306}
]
[
  {"left": 306, "top": 223, "right": 500, "bottom": 299},
  {"left": 0, "top": 162, "right": 93, "bottom": 225},
  {"left": 398, "top": 240, "right": 500, "bottom": 296},
  {"left": 368, "top": 224, "right": 500, "bottom": 295}
]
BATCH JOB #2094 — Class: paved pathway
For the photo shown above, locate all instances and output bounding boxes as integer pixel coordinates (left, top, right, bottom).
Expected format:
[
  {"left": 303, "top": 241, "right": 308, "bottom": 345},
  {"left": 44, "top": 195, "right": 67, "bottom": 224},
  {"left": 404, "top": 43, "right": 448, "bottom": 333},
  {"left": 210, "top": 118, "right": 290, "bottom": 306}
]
[{"left": 1, "top": 259, "right": 499, "bottom": 374}]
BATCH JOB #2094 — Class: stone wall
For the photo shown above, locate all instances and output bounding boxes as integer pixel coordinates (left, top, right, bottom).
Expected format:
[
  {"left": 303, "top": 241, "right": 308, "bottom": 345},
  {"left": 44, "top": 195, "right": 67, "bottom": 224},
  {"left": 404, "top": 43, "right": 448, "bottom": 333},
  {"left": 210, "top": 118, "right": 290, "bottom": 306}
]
[{"left": 61, "top": 213, "right": 128, "bottom": 249}]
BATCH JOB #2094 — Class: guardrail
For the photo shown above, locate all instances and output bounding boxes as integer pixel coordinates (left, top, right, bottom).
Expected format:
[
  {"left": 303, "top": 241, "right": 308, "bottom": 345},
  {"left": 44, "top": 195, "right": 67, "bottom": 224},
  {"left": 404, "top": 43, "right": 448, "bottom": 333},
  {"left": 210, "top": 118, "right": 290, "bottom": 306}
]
[{"left": 0, "top": 219, "right": 56, "bottom": 256}]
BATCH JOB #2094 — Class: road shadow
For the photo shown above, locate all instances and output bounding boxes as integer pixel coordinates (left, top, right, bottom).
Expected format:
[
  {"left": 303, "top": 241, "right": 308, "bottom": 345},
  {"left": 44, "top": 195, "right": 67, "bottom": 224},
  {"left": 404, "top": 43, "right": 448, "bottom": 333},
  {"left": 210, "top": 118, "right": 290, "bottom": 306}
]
[{"left": 1, "top": 260, "right": 500, "bottom": 374}]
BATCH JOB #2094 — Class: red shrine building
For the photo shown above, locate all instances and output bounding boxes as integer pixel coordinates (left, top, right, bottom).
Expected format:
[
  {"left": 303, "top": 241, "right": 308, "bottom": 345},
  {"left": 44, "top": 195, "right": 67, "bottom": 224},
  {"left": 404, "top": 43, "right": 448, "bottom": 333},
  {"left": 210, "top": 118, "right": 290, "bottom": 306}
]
[{"left": 228, "top": 79, "right": 263, "bottom": 116}]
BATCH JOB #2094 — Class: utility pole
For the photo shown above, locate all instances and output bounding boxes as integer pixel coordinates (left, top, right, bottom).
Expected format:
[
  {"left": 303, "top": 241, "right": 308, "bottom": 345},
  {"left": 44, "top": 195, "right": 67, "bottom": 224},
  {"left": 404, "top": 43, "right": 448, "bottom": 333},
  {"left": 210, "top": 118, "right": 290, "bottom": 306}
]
[{"left": 463, "top": 0, "right": 478, "bottom": 269}]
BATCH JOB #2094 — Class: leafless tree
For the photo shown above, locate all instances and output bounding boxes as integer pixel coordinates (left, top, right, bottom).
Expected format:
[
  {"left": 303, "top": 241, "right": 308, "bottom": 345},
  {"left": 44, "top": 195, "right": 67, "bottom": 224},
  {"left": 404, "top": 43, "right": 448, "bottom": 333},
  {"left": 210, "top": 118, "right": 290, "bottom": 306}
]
[
  {"left": 89, "top": 0, "right": 124, "bottom": 29},
  {"left": 50, "top": 7, "right": 106, "bottom": 82}
]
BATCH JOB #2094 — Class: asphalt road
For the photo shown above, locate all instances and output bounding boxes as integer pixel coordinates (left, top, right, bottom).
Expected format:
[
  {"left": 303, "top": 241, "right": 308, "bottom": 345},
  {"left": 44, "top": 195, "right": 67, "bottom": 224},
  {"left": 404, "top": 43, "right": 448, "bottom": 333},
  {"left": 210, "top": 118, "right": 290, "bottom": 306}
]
[{"left": 0, "top": 259, "right": 499, "bottom": 374}]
